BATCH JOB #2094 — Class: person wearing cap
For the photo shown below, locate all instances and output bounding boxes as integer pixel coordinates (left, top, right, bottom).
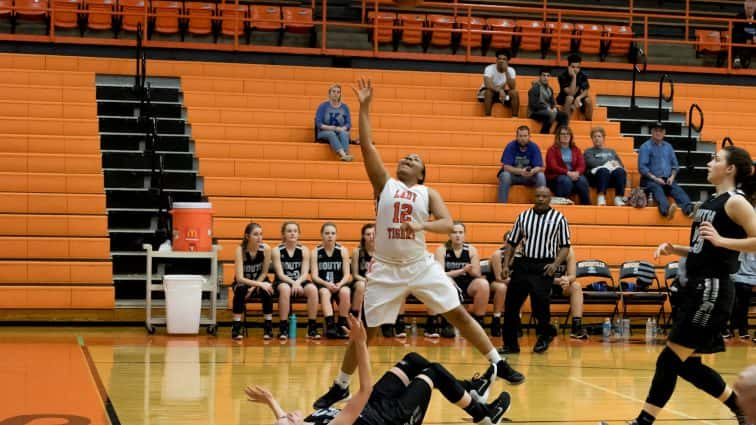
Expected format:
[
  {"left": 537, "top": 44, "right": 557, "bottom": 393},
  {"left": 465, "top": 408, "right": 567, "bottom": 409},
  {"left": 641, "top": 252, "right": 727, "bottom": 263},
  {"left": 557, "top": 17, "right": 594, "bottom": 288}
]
[{"left": 637, "top": 122, "right": 694, "bottom": 219}]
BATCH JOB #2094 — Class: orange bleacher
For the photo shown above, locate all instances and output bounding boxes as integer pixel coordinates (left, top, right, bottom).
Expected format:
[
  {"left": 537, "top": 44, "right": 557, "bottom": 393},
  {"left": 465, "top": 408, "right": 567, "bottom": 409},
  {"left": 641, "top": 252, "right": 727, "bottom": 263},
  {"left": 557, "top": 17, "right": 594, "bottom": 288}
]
[
  {"left": 0, "top": 63, "right": 112, "bottom": 309},
  {"left": 0, "top": 54, "right": 753, "bottom": 317}
]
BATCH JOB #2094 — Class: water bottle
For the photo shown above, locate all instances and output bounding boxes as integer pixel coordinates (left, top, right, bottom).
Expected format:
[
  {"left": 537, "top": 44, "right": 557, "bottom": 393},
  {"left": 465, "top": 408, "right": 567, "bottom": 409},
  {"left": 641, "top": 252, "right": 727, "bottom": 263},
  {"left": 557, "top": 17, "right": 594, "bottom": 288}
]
[
  {"left": 602, "top": 318, "right": 612, "bottom": 341},
  {"left": 622, "top": 319, "right": 631, "bottom": 340},
  {"left": 651, "top": 318, "right": 658, "bottom": 339},
  {"left": 645, "top": 318, "right": 653, "bottom": 342},
  {"left": 288, "top": 312, "right": 297, "bottom": 339},
  {"left": 647, "top": 193, "right": 655, "bottom": 207},
  {"left": 410, "top": 318, "right": 418, "bottom": 337},
  {"left": 613, "top": 317, "right": 622, "bottom": 337}
]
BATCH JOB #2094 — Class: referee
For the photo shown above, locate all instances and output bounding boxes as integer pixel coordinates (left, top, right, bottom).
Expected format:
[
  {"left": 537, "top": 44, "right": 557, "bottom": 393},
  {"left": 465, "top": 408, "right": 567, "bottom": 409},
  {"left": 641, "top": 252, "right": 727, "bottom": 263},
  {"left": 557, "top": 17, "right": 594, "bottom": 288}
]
[{"left": 499, "top": 187, "right": 571, "bottom": 354}]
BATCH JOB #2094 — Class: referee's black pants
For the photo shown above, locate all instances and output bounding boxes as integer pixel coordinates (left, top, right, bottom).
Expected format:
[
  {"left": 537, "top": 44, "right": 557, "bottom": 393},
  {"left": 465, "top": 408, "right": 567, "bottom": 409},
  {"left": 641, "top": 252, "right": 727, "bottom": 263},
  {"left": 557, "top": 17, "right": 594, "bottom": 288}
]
[{"left": 503, "top": 258, "right": 556, "bottom": 348}]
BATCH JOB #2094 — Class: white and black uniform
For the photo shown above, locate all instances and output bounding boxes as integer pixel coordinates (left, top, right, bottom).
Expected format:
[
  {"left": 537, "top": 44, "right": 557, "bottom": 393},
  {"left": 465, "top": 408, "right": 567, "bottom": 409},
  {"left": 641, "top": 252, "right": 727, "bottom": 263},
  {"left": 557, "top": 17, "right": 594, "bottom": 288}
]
[
  {"left": 232, "top": 245, "right": 271, "bottom": 314},
  {"left": 276, "top": 244, "right": 312, "bottom": 287},
  {"left": 445, "top": 244, "right": 473, "bottom": 292},
  {"left": 356, "top": 247, "right": 373, "bottom": 278},
  {"left": 671, "top": 191, "right": 746, "bottom": 353},
  {"left": 316, "top": 244, "right": 345, "bottom": 284},
  {"left": 365, "top": 178, "right": 461, "bottom": 327}
]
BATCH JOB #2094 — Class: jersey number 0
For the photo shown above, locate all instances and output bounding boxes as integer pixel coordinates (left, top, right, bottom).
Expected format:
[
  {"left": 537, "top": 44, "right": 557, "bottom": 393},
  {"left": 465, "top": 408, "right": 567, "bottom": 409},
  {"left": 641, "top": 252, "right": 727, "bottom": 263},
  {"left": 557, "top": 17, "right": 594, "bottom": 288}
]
[{"left": 392, "top": 202, "right": 413, "bottom": 223}]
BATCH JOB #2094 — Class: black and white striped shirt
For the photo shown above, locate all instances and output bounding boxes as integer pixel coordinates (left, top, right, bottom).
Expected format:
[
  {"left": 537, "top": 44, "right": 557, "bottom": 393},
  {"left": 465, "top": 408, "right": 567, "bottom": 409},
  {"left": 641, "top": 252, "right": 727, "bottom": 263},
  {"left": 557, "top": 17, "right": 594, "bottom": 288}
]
[{"left": 507, "top": 207, "right": 570, "bottom": 260}]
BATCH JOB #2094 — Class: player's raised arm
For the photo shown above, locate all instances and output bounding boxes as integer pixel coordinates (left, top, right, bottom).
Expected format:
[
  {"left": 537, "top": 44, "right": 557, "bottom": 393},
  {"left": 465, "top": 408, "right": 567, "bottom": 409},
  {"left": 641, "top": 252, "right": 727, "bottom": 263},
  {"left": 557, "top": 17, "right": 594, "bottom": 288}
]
[{"left": 353, "top": 78, "right": 390, "bottom": 195}]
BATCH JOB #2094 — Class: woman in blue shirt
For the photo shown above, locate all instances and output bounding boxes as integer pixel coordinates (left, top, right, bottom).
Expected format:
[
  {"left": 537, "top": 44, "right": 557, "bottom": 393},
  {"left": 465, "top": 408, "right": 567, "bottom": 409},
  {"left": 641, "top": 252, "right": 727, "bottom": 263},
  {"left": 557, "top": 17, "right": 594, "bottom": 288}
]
[{"left": 315, "top": 84, "right": 353, "bottom": 161}]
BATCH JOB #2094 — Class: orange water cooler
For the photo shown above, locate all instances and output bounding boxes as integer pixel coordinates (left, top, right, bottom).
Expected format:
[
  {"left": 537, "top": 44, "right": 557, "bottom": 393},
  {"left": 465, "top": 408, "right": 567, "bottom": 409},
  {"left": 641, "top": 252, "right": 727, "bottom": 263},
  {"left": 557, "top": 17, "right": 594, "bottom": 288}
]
[{"left": 170, "top": 202, "right": 213, "bottom": 251}]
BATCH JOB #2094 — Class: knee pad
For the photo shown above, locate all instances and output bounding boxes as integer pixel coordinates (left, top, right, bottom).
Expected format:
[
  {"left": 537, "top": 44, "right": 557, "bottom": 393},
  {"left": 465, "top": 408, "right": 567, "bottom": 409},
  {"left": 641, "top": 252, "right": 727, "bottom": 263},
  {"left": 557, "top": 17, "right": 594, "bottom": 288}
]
[
  {"left": 646, "top": 347, "right": 684, "bottom": 408},
  {"left": 421, "top": 363, "right": 465, "bottom": 403},
  {"left": 396, "top": 352, "right": 430, "bottom": 379},
  {"left": 679, "top": 356, "right": 727, "bottom": 398}
]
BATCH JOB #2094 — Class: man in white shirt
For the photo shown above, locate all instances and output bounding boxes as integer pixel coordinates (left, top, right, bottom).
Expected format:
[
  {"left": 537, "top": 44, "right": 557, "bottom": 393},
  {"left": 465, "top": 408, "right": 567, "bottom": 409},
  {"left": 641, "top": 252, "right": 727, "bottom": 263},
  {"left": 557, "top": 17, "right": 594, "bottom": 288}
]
[{"left": 477, "top": 49, "right": 519, "bottom": 117}]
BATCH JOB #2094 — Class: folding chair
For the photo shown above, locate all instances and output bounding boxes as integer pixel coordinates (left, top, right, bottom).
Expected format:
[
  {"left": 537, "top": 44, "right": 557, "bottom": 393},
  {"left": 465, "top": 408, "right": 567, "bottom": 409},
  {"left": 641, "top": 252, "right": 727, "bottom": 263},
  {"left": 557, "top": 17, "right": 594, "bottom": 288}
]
[
  {"left": 619, "top": 260, "right": 669, "bottom": 332},
  {"left": 663, "top": 261, "right": 679, "bottom": 328},
  {"left": 576, "top": 259, "right": 620, "bottom": 323}
]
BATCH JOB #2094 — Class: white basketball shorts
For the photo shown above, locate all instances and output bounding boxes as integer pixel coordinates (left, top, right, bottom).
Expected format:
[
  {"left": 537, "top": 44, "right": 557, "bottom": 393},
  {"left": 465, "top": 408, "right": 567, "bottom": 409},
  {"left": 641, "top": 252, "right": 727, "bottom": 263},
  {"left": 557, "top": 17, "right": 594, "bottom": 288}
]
[{"left": 364, "top": 253, "right": 461, "bottom": 328}]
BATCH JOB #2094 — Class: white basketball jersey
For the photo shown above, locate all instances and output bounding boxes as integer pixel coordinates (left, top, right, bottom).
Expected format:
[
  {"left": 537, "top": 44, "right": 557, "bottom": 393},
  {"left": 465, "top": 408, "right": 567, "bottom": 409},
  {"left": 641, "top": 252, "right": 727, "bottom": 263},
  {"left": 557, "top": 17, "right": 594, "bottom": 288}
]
[{"left": 374, "top": 178, "right": 429, "bottom": 264}]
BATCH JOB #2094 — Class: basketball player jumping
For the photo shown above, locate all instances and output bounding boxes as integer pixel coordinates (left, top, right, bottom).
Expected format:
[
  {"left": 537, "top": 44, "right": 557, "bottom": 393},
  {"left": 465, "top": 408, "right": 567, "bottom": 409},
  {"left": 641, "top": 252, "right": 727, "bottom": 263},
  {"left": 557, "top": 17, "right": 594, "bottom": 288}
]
[{"left": 313, "top": 78, "right": 525, "bottom": 410}]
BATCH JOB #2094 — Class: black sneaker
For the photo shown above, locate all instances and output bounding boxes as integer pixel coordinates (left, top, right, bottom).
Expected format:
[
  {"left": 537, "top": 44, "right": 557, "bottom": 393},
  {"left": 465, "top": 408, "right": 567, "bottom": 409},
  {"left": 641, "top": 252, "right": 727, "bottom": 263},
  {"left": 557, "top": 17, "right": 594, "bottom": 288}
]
[
  {"left": 425, "top": 319, "right": 440, "bottom": 338},
  {"left": 477, "top": 391, "right": 511, "bottom": 425},
  {"left": 313, "top": 382, "right": 350, "bottom": 409},
  {"left": 490, "top": 317, "right": 502, "bottom": 337},
  {"left": 497, "top": 345, "right": 520, "bottom": 355},
  {"left": 462, "top": 363, "right": 497, "bottom": 403},
  {"left": 496, "top": 360, "right": 525, "bottom": 385},
  {"left": 308, "top": 323, "right": 322, "bottom": 340},
  {"left": 533, "top": 335, "right": 554, "bottom": 353},
  {"left": 440, "top": 322, "right": 456, "bottom": 338},
  {"left": 570, "top": 328, "right": 589, "bottom": 340},
  {"left": 335, "top": 325, "right": 349, "bottom": 339},
  {"left": 325, "top": 324, "right": 339, "bottom": 339},
  {"left": 278, "top": 320, "right": 289, "bottom": 341},
  {"left": 721, "top": 330, "right": 733, "bottom": 339},
  {"left": 263, "top": 320, "right": 273, "bottom": 340},
  {"left": 231, "top": 322, "right": 243, "bottom": 340},
  {"left": 381, "top": 324, "right": 395, "bottom": 338}
]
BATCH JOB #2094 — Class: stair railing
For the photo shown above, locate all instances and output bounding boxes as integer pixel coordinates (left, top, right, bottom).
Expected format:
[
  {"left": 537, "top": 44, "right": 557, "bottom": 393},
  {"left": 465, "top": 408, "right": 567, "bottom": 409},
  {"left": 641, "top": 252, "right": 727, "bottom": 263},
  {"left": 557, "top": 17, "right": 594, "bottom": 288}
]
[
  {"left": 686, "top": 103, "right": 703, "bottom": 171},
  {"left": 721, "top": 136, "right": 734, "bottom": 148},
  {"left": 629, "top": 45, "right": 647, "bottom": 109},
  {"left": 658, "top": 73, "right": 673, "bottom": 123},
  {"left": 134, "top": 23, "right": 147, "bottom": 101}
]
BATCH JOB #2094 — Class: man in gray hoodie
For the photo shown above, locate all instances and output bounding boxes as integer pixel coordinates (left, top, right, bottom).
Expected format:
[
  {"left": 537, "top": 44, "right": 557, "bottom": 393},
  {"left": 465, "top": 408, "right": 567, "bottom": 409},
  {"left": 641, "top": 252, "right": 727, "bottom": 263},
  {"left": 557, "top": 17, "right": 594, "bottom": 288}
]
[{"left": 527, "top": 67, "right": 568, "bottom": 134}]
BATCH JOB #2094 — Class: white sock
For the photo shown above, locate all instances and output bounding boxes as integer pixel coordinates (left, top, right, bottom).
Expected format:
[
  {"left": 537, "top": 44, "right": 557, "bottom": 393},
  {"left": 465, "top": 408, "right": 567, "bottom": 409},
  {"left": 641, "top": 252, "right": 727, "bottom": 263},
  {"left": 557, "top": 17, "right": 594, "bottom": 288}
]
[
  {"left": 597, "top": 194, "right": 606, "bottom": 205},
  {"left": 264, "top": 314, "right": 272, "bottom": 321},
  {"left": 615, "top": 196, "right": 625, "bottom": 206},
  {"left": 493, "top": 313, "right": 501, "bottom": 318},
  {"left": 336, "top": 371, "right": 351, "bottom": 389},
  {"left": 485, "top": 348, "right": 502, "bottom": 364}
]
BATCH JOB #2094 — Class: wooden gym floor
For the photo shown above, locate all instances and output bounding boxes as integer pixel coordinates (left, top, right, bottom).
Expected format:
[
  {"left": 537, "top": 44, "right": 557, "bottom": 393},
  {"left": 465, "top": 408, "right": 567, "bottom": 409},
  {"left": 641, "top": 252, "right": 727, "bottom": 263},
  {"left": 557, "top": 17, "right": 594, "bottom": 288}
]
[{"left": 0, "top": 327, "right": 753, "bottom": 424}]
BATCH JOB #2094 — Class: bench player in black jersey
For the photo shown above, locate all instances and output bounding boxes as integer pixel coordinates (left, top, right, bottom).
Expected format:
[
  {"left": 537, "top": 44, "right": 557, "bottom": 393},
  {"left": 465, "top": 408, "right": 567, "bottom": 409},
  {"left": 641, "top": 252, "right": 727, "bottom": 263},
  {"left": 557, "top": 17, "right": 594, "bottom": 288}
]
[
  {"left": 271, "top": 221, "right": 321, "bottom": 340},
  {"left": 617, "top": 146, "right": 756, "bottom": 425},
  {"left": 231, "top": 222, "right": 273, "bottom": 340},
  {"left": 487, "top": 231, "right": 513, "bottom": 337},
  {"left": 246, "top": 314, "right": 511, "bottom": 425},
  {"left": 311, "top": 222, "right": 359, "bottom": 339},
  {"left": 548, "top": 247, "right": 588, "bottom": 340},
  {"left": 433, "top": 222, "right": 491, "bottom": 338}
]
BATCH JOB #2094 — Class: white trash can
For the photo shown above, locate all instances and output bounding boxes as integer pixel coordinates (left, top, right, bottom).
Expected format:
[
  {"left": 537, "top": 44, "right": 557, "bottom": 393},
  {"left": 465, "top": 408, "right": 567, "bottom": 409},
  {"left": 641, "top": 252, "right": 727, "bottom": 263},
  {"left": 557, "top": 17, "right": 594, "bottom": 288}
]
[{"left": 164, "top": 275, "right": 204, "bottom": 334}]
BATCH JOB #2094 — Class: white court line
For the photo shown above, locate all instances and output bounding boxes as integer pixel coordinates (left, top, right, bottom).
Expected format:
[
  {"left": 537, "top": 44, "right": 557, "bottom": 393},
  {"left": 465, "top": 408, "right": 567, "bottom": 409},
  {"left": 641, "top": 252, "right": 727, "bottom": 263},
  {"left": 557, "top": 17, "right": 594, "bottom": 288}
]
[{"left": 569, "top": 376, "right": 719, "bottom": 425}]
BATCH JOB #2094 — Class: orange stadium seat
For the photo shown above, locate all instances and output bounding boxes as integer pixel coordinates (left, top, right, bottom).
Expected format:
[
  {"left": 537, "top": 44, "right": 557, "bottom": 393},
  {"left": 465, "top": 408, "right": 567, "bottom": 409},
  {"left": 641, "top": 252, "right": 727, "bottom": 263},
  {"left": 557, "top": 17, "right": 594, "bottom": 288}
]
[
  {"left": 185, "top": 1, "right": 215, "bottom": 37},
  {"left": 604, "top": 24, "right": 633, "bottom": 57},
  {"left": 456, "top": 16, "right": 485, "bottom": 52},
  {"left": 695, "top": 29, "right": 727, "bottom": 66},
  {"left": 84, "top": 0, "right": 114, "bottom": 32},
  {"left": 517, "top": 20, "right": 544, "bottom": 56},
  {"left": 218, "top": 2, "right": 248, "bottom": 40},
  {"left": 486, "top": 18, "right": 515, "bottom": 54},
  {"left": 250, "top": 5, "right": 280, "bottom": 31},
  {"left": 15, "top": 0, "right": 48, "bottom": 21},
  {"left": 282, "top": 7, "right": 314, "bottom": 47},
  {"left": 152, "top": 0, "right": 181, "bottom": 36},
  {"left": 52, "top": 0, "right": 81, "bottom": 31},
  {"left": 118, "top": 0, "right": 147, "bottom": 34},
  {"left": 545, "top": 21, "right": 573, "bottom": 56},
  {"left": 0, "top": 0, "right": 11, "bottom": 20},
  {"left": 367, "top": 11, "right": 397, "bottom": 46},
  {"left": 575, "top": 22, "right": 605, "bottom": 57},
  {"left": 427, "top": 14, "right": 454, "bottom": 51},
  {"left": 398, "top": 13, "right": 423, "bottom": 49}
]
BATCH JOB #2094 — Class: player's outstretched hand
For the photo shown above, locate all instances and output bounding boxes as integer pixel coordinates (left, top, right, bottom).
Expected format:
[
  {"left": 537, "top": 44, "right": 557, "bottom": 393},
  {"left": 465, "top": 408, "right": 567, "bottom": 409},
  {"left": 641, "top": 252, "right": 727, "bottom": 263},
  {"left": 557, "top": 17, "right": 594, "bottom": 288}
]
[
  {"left": 346, "top": 313, "right": 366, "bottom": 344},
  {"left": 245, "top": 384, "right": 274, "bottom": 404},
  {"left": 352, "top": 77, "right": 373, "bottom": 106}
]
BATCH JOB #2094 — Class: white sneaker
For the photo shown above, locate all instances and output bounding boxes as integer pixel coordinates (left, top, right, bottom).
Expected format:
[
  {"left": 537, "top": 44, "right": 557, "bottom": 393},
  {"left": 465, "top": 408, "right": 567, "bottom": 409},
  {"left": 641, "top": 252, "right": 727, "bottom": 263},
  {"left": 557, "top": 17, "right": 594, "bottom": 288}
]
[
  {"left": 597, "top": 195, "right": 606, "bottom": 206},
  {"left": 614, "top": 196, "right": 625, "bottom": 206}
]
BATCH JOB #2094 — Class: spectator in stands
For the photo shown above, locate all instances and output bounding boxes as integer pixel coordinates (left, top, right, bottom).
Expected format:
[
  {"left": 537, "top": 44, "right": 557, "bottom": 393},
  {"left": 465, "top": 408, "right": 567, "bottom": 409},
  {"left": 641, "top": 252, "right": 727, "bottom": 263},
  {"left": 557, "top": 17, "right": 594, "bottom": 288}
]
[
  {"left": 732, "top": 0, "right": 755, "bottom": 68},
  {"left": 528, "top": 67, "right": 568, "bottom": 134},
  {"left": 638, "top": 122, "right": 694, "bottom": 219},
  {"left": 557, "top": 54, "right": 593, "bottom": 121},
  {"left": 584, "top": 126, "right": 627, "bottom": 206},
  {"left": 497, "top": 125, "right": 546, "bottom": 203},
  {"left": 499, "top": 187, "right": 571, "bottom": 354},
  {"left": 311, "top": 222, "right": 355, "bottom": 339},
  {"left": 231, "top": 222, "right": 273, "bottom": 341},
  {"left": 272, "top": 221, "right": 321, "bottom": 340},
  {"left": 434, "top": 222, "right": 491, "bottom": 329},
  {"left": 545, "top": 126, "right": 591, "bottom": 205},
  {"left": 488, "top": 231, "right": 513, "bottom": 337},
  {"left": 477, "top": 49, "right": 520, "bottom": 117},
  {"left": 315, "top": 84, "right": 353, "bottom": 162}
]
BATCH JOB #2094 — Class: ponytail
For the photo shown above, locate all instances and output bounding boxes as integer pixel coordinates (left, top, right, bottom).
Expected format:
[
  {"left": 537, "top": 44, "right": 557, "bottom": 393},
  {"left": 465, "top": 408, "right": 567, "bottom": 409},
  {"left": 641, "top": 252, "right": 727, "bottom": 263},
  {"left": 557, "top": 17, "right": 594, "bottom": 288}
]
[{"left": 724, "top": 146, "right": 755, "bottom": 198}]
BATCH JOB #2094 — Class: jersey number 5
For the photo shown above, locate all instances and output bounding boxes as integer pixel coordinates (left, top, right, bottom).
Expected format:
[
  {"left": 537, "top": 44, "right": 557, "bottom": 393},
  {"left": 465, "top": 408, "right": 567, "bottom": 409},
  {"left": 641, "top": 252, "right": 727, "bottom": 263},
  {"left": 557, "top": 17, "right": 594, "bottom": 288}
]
[{"left": 392, "top": 202, "right": 413, "bottom": 223}]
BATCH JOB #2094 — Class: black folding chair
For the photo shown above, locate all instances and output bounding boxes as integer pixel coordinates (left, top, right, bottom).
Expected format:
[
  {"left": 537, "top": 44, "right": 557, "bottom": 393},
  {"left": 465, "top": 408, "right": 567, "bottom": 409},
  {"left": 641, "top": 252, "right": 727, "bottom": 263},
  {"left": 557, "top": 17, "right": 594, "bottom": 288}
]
[
  {"left": 575, "top": 259, "right": 620, "bottom": 323},
  {"left": 619, "top": 260, "right": 669, "bottom": 332}
]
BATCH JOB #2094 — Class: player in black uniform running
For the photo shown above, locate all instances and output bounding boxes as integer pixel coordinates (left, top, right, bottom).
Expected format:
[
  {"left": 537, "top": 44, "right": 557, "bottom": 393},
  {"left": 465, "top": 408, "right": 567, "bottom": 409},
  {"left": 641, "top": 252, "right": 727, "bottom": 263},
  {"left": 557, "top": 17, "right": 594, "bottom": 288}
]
[
  {"left": 433, "top": 221, "right": 491, "bottom": 338},
  {"left": 246, "top": 314, "right": 511, "bottom": 425},
  {"left": 271, "top": 221, "right": 321, "bottom": 340},
  {"left": 617, "top": 146, "right": 756, "bottom": 425},
  {"left": 312, "top": 222, "right": 355, "bottom": 339},
  {"left": 231, "top": 222, "right": 273, "bottom": 340}
]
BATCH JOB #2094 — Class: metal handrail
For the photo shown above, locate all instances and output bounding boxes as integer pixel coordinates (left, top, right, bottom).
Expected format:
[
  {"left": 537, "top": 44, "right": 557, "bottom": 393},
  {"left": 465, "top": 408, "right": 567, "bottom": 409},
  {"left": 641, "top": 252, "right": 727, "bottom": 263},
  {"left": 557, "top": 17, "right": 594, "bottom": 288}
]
[
  {"left": 658, "top": 73, "right": 674, "bottom": 122},
  {"left": 686, "top": 103, "right": 703, "bottom": 171}
]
